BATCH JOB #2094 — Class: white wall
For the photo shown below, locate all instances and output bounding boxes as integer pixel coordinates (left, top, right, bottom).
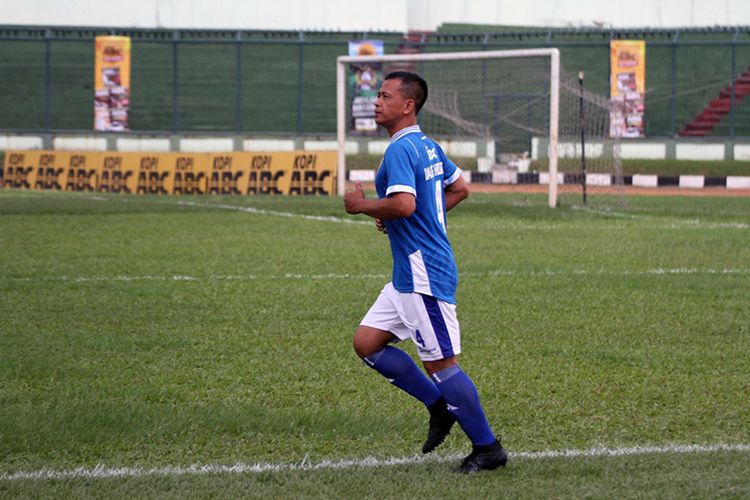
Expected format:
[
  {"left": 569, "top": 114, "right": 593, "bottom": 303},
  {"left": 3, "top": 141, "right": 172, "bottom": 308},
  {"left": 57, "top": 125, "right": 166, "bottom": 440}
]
[
  {"left": 0, "top": 0, "right": 409, "bottom": 31},
  {"left": 407, "top": 0, "right": 750, "bottom": 30},
  {"left": 2, "top": 0, "right": 749, "bottom": 31}
]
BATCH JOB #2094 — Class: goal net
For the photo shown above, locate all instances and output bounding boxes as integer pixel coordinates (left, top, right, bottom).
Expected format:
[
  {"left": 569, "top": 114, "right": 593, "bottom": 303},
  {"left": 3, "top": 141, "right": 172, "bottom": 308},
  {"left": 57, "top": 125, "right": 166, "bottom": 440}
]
[{"left": 336, "top": 48, "right": 623, "bottom": 209}]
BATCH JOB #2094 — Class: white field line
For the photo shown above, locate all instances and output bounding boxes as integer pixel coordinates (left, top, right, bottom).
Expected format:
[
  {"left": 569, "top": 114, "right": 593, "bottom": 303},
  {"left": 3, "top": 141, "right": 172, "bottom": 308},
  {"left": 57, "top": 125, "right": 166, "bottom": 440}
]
[
  {"left": 175, "top": 200, "right": 750, "bottom": 230},
  {"left": 172, "top": 200, "right": 371, "bottom": 225},
  {"left": 2, "top": 443, "right": 749, "bottom": 481},
  {"left": 570, "top": 205, "right": 750, "bottom": 227},
  {"left": 462, "top": 268, "right": 750, "bottom": 278},
  {"left": 9, "top": 268, "right": 750, "bottom": 284},
  {"left": 3, "top": 190, "right": 746, "bottom": 229},
  {"left": 9, "top": 273, "right": 390, "bottom": 283}
]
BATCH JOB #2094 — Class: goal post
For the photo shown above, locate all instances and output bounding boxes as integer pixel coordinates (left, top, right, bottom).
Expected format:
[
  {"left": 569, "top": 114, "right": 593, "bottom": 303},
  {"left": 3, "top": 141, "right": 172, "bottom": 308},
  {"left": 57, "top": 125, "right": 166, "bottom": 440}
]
[{"left": 336, "top": 48, "right": 561, "bottom": 208}]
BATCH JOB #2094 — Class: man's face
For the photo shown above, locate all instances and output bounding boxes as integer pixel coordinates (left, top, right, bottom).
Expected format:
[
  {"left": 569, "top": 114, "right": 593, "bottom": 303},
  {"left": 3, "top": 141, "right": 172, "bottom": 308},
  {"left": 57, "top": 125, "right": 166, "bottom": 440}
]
[{"left": 374, "top": 78, "right": 409, "bottom": 129}]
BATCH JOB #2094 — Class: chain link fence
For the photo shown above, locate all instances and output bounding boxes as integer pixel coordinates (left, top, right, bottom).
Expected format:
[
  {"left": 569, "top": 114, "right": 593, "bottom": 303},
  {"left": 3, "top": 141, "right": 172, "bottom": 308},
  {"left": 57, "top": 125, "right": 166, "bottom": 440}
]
[{"left": 1, "top": 25, "right": 749, "bottom": 137}]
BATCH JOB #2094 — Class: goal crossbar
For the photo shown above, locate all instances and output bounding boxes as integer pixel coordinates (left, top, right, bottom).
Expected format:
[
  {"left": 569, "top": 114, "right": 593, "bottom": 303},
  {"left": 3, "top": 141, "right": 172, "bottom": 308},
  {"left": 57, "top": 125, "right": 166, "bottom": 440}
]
[{"left": 336, "top": 48, "right": 560, "bottom": 208}]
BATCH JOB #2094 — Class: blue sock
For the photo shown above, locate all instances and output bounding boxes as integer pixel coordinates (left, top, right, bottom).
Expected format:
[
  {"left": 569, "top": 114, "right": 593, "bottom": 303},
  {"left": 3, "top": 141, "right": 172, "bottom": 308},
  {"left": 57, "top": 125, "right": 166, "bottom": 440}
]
[
  {"left": 432, "top": 365, "right": 496, "bottom": 446},
  {"left": 364, "top": 346, "right": 441, "bottom": 407}
]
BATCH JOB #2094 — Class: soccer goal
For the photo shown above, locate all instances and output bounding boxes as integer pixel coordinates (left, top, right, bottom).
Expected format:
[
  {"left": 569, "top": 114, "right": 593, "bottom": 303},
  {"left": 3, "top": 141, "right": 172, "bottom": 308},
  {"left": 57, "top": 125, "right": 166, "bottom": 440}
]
[{"left": 336, "top": 48, "right": 623, "bottom": 209}]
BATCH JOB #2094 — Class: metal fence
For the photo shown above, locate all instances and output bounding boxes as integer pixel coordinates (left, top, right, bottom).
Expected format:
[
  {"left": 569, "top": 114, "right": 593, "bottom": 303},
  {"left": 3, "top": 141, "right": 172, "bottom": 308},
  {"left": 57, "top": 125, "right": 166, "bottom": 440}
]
[{"left": 1, "top": 25, "right": 750, "bottom": 138}]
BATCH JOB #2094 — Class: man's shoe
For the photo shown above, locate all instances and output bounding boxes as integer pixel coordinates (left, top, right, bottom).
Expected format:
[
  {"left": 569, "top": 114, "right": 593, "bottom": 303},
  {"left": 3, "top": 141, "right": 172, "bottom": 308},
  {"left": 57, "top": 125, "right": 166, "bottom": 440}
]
[
  {"left": 457, "top": 440, "right": 508, "bottom": 473},
  {"left": 421, "top": 398, "right": 457, "bottom": 453}
]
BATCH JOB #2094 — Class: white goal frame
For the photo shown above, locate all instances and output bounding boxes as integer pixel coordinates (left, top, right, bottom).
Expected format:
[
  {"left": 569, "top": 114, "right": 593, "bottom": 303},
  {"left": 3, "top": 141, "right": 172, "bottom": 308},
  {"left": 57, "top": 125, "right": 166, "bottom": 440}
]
[{"left": 336, "top": 48, "right": 560, "bottom": 208}]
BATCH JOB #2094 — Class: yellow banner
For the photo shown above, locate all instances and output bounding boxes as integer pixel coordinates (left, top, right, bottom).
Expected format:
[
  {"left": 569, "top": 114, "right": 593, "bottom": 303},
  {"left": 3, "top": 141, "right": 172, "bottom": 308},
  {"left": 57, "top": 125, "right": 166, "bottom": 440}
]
[
  {"left": 2, "top": 150, "right": 43, "bottom": 189},
  {"left": 1, "top": 150, "right": 98, "bottom": 191},
  {"left": 95, "top": 36, "right": 131, "bottom": 131},
  {"left": 2, "top": 150, "right": 337, "bottom": 196},
  {"left": 97, "top": 152, "right": 144, "bottom": 194},
  {"left": 163, "top": 153, "right": 210, "bottom": 195},
  {"left": 610, "top": 40, "right": 646, "bottom": 138},
  {"left": 208, "top": 151, "right": 337, "bottom": 195},
  {"left": 64, "top": 152, "right": 101, "bottom": 192}
]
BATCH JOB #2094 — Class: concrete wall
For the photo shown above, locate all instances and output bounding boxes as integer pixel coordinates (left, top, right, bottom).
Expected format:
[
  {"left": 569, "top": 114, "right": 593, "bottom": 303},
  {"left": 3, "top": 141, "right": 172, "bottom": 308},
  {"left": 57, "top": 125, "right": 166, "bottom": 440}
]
[
  {"left": 405, "top": 0, "right": 750, "bottom": 30},
  {"left": 3, "top": 0, "right": 749, "bottom": 31},
  {"left": 3, "top": 132, "right": 748, "bottom": 162},
  {"left": 532, "top": 138, "right": 744, "bottom": 162}
]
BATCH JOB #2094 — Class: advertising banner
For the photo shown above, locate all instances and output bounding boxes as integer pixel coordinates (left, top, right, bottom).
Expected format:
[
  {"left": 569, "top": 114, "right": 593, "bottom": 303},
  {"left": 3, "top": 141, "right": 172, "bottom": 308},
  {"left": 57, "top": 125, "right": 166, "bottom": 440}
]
[
  {"left": 3, "top": 150, "right": 337, "bottom": 196},
  {"left": 610, "top": 40, "right": 646, "bottom": 138},
  {"left": 165, "top": 153, "right": 210, "bottom": 195},
  {"left": 97, "top": 152, "right": 138, "bottom": 193},
  {"left": 2, "top": 150, "right": 99, "bottom": 191},
  {"left": 95, "top": 36, "right": 131, "bottom": 132},
  {"left": 2, "top": 150, "right": 44, "bottom": 189},
  {"left": 211, "top": 151, "right": 337, "bottom": 195},
  {"left": 65, "top": 152, "right": 102, "bottom": 192},
  {"left": 348, "top": 40, "right": 384, "bottom": 134}
]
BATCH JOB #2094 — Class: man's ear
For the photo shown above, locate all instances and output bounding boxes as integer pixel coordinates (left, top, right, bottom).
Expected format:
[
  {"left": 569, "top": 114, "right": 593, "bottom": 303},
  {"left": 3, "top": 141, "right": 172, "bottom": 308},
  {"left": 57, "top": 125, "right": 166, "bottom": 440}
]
[{"left": 403, "top": 98, "right": 416, "bottom": 115}]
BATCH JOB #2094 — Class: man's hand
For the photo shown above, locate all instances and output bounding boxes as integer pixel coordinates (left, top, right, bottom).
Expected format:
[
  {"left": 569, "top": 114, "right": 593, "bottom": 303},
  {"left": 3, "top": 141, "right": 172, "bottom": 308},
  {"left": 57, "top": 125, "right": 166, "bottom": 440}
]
[
  {"left": 344, "top": 181, "right": 365, "bottom": 214},
  {"left": 375, "top": 218, "right": 387, "bottom": 234}
]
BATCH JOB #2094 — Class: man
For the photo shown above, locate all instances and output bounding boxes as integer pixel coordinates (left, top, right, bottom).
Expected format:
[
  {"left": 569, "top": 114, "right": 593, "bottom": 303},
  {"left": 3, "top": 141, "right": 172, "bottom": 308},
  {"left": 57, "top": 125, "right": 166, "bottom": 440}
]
[{"left": 344, "top": 71, "right": 507, "bottom": 473}]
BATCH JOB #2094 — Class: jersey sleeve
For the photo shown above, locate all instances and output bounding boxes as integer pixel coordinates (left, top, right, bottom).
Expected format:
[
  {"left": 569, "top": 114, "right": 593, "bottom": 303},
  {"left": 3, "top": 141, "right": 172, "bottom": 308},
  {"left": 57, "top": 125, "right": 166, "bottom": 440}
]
[
  {"left": 383, "top": 141, "right": 418, "bottom": 197},
  {"left": 438, "top": 146, "right": 462, "bottom": 186}
]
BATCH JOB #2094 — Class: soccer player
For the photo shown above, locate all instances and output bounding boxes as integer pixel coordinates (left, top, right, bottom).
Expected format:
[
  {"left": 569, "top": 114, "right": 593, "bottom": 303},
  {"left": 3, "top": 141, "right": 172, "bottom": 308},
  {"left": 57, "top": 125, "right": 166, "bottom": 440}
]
[{"left": 344, "top": 71, "right": 507, "bottom": 473}]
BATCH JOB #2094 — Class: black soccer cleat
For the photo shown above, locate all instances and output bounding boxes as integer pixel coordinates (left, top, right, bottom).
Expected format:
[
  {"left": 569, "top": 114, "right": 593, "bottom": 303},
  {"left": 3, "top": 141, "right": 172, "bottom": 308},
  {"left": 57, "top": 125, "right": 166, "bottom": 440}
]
[
  {"left": 421, "top": 398, "right": 457, "bottom": 454},
  {"left": 457, "top": 440, "right": 508, "bottom": 473}
]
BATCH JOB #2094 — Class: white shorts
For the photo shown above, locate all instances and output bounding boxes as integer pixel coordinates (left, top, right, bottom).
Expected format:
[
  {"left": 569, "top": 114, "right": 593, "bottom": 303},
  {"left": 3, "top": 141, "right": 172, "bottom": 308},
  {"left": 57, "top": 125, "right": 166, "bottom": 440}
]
[{"left": 360, "top": 282, "right": 461, "bottom": 362}]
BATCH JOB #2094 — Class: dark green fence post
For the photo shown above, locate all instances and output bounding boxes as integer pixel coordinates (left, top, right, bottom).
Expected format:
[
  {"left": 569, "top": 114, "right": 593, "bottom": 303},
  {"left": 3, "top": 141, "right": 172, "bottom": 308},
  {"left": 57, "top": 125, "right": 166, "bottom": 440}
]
[
  {"left": 44, "top": 28, "right": 52, "bottom": 132},
  {"left": 235, "top": 31, "right": 243, "bottom": 133},
  {"left": 670, "top": 30, "right": 679, "bottom": 137},
  {"left": 172, "top": 30, "right": 180, "bottom": 133},
  {"left": 297, "top": 31, "right": 305, "bottom": 135}
]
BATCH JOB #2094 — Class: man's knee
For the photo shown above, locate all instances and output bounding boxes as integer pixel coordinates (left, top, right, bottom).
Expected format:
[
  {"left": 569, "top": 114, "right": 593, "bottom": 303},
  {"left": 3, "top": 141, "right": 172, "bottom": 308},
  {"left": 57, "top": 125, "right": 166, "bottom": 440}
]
[
  {"left": 353, "top": 326, "right": 395, "bottom": 359},
  {"left": 422, "top": 356, "right": 458, "bottom": 376},
  {"left": 352, "top": 329, "right": 371, "bottom": 359}
]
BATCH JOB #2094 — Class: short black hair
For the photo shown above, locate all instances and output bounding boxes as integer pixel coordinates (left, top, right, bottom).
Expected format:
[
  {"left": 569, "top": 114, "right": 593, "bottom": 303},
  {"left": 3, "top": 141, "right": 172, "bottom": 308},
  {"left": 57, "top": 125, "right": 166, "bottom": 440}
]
[{"left": 384, "top": 71, "right": 428, "bottom": 115}]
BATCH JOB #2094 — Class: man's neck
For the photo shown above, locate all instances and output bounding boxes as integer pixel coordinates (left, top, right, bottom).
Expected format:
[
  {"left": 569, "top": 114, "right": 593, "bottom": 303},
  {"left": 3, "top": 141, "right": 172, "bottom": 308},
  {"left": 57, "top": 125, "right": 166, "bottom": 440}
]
[
  {"left": 387, "top": 117, "right": 418, "bottom": 137},
  {"left": 390, "top": 124, "right": 421, "bottom": 142}
]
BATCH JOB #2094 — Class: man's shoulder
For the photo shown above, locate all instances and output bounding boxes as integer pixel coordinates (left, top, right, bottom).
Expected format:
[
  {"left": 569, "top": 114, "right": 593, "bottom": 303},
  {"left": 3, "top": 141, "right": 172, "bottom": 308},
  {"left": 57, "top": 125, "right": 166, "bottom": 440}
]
[{"left": 385, "top": 134, "right": 421, "bottom": 162}]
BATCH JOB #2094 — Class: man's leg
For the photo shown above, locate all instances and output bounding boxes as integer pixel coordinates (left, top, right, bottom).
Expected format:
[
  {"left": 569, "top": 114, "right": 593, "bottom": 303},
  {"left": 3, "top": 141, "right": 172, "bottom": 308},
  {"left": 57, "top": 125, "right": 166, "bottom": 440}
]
[
  {"left": 425, "top": 359, "right": 507, "bottom": 473},
  {"left": 354, "top": 325, "right": 443, "bottom": 412}
]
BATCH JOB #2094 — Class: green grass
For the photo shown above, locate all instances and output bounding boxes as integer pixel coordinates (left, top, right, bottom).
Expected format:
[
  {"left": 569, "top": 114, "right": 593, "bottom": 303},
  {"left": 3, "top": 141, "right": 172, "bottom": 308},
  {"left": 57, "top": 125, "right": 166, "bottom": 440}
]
[
  {"left": 3, "top": 452, "right": 749, "bottom": 498},
  {"left": 0, "top": 189, "right": 749, "bottom": 497}
]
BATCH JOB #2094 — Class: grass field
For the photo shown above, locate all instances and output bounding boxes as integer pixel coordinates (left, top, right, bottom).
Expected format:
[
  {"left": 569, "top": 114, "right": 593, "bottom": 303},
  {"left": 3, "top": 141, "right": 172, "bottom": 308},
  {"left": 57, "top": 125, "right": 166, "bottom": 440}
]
[{"left": 1, "top": 189, "right": 749, "bottom": 498}]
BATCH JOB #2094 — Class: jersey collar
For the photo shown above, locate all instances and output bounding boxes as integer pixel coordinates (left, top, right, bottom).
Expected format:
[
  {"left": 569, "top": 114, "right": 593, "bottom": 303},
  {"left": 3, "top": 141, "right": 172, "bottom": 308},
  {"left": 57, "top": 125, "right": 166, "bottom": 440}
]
[{"left": 391, "top": 125, "right": 422, "bottom": 143}]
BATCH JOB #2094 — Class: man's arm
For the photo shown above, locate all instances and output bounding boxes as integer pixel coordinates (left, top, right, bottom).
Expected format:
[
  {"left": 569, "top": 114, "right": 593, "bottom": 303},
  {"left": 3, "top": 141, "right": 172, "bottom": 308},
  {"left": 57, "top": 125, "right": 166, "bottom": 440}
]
[
  {"left": 344, "top": 181, "right": 416, "bottom": 219},
  {"left": 444, "top": 175, "right": 469, "bottom": 211}
]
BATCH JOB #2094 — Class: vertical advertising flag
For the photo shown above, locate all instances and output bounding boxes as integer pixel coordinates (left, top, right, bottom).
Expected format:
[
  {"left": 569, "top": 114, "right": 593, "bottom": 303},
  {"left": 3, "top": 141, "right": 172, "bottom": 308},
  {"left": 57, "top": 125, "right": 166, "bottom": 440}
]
[
  {"left": 348, "top": 40, "right": 384, "bottom": 134},
  {"left": 610, "top": 40, "right": 646, "bottom": 138},
  {"left": 94, "top": 36, "right": 131, "bottom": 132}
]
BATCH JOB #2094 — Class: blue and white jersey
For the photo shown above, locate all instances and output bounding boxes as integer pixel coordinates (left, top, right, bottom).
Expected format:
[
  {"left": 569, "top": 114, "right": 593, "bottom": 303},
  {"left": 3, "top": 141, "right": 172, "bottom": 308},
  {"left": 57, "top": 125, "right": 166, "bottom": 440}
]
[{"left": 375, "top": 125, "right": 463, "bottom": 304}]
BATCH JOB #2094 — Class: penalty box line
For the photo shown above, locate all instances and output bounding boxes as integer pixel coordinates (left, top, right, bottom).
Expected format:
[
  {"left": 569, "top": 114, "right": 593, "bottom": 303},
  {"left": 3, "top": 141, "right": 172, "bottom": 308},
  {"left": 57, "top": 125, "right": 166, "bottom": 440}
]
[{"left": 2, "top": 443, "right": 749, "bottom": 482}]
